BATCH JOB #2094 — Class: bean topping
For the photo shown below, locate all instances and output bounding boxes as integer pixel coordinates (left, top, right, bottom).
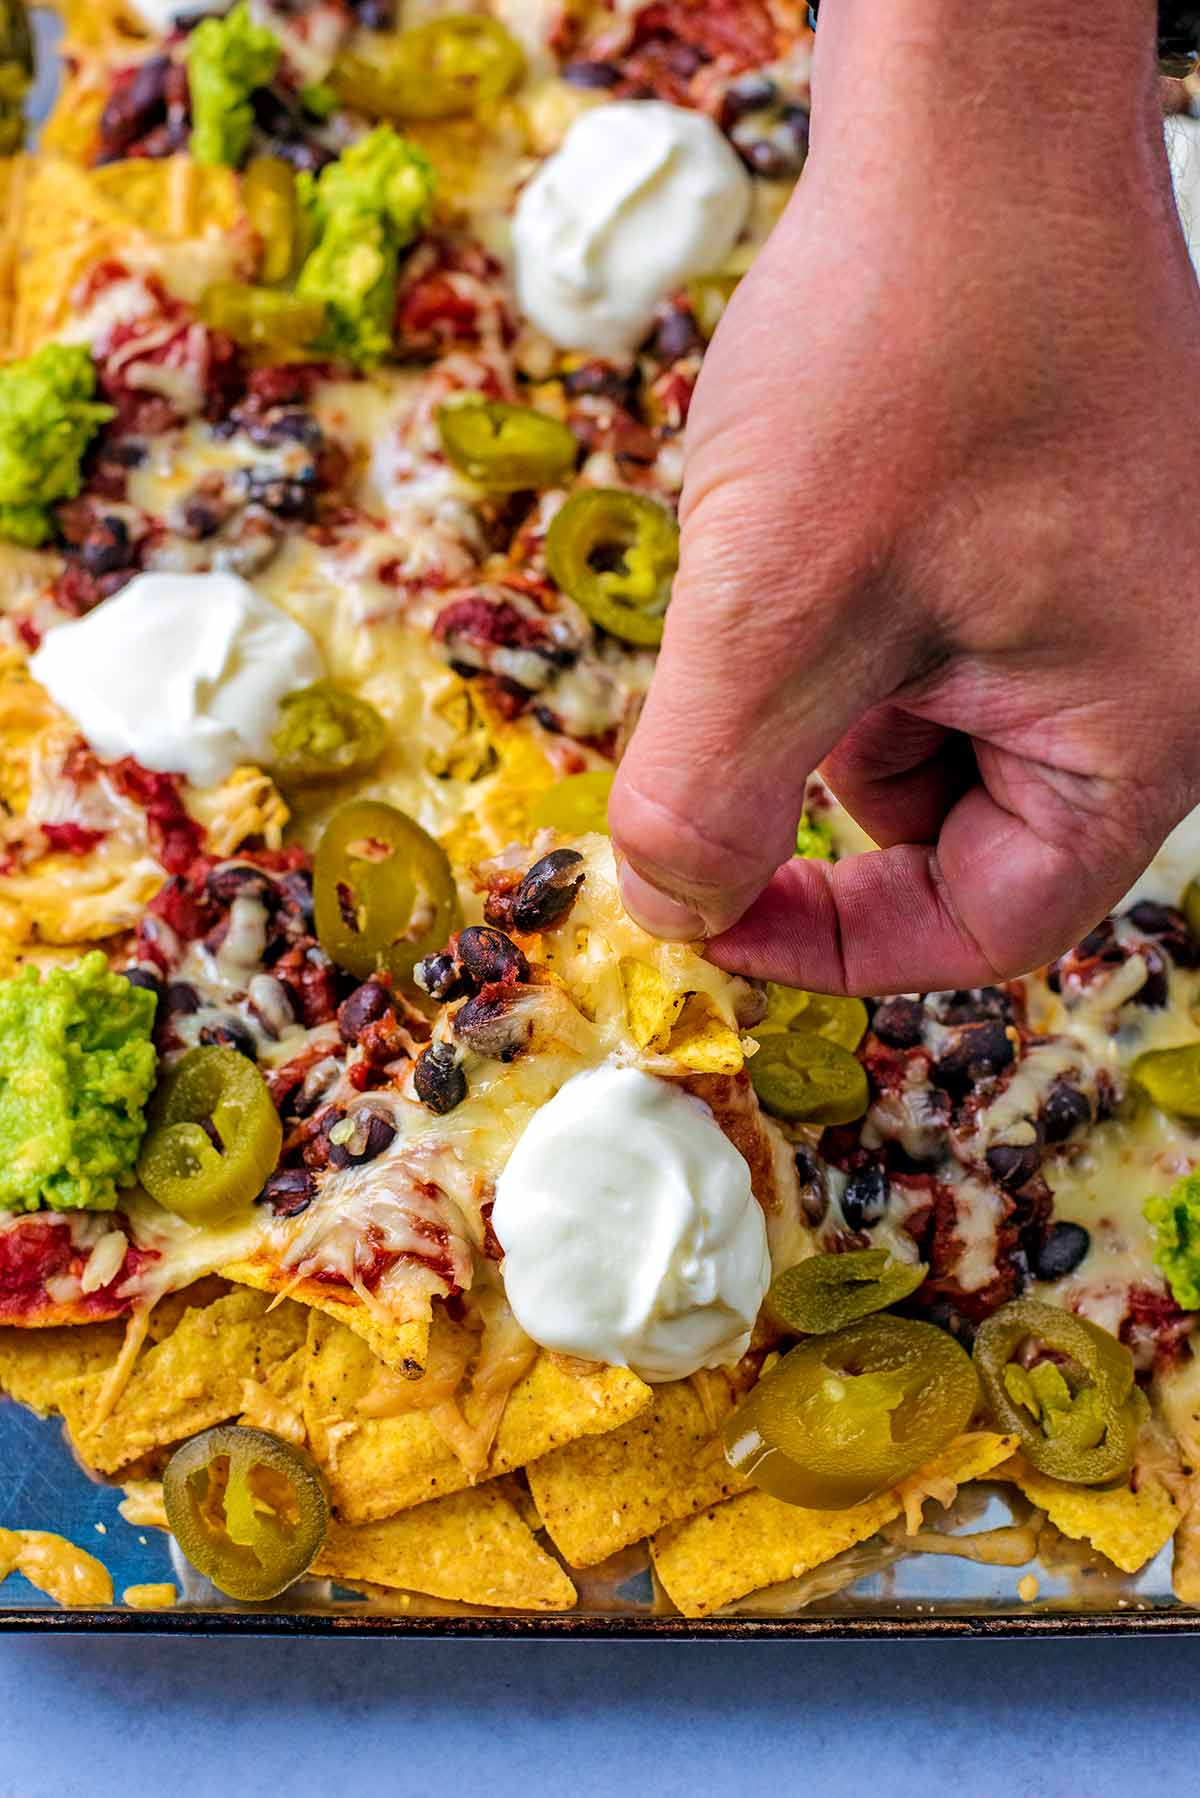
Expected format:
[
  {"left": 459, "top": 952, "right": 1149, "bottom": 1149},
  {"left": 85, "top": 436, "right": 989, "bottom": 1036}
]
[
  {"left": 485, "top": 848, "right": 586, "bottom": 934},
  {"left": 871, "top": 996, "right": 925, "bottom": 1048},
  {"left": 337, "top": 978, "right": 394, "bottom": 1045},
  {"left": 414, "top": 1042, "right": 468, "bottom": 1114},
  {"left": 414, "top": 951, "right": 465, "bottom": 1002},
  {"left": 198, "top": 1015, "right": 259, "bottom": 1060},
  {"left": 326, "top": 1108, "right": 396, "bottom": 1169},
  {"left": 986, "top": 1140, "right": 1043, "bottom": 1191},
  {"left": 1042, "top": 1080, "right": 1092, "bottom": 1144},
  {"left": 456, "top": 925, "right": 530, "bottom": 988},
  {"left": 840, "top": 1164, "right": 889, "bottom": 1232},
  {"left": 1029, "top": 1221, "right": 1091, "bottom": 1281},
  {"left": 261, "top": 1168, "right": 317, "bottom": 1219},
  {"left": 931, "top": 1021, "right": 1014, "bottom": 1093}
]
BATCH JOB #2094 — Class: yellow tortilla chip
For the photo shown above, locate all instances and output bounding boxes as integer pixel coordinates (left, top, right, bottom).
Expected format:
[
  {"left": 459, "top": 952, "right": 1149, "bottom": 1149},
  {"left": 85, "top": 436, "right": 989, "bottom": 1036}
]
[
  {"left": 12, "top": 156, "right": 251, "bottom": 355},
  {"left": 238, "top": 1345, "right": 308, "bottom": 1449},
  {"left": 57, "top": 1288, "right": 307, "bottom": 1474},
  {"left": 665, "top": 994, "right": 745, "bottom": 1074},
  {"left": 621, "top": 959, "right": 686, "bottom": 1052},
  {"left": 0, "top": 1320, "right": 126, "bottom": 1414},
  {"left": 998, "top": 1454, "right": 1181, "bottom": 1575},
  {"left": 314, "top": 1484, "right": 577, "bottom": 1612},
  {"left": 438, "top": 708, "right": 557, "bottom": 870},
  {"left": 304, "top": 1315, "right": 653, "bottom": 1525},
  {"left": 621, "top": 961, "right": 744, "bottom": 1073},
  {"left": 221, "top": 1257, "right": 431, "bottom": 1379},
  {"left": 526, "top": 1379, "right": 747, "bottom": 1568},
  {"left": 651, "top": 1432, "right": 1016, "bottom": 1619}
]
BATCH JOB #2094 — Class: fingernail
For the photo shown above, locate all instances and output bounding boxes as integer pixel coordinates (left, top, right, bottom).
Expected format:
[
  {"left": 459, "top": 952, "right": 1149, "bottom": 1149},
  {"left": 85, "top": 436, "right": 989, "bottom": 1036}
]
[{"left": 618, "top": 863, "right": 707, "bottom": 940}]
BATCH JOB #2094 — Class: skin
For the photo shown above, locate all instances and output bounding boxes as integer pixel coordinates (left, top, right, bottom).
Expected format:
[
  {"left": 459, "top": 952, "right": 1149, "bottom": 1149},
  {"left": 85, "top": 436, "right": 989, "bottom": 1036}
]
[{"left": 609, "top": 0, "right": 1200, "bottom": 994}]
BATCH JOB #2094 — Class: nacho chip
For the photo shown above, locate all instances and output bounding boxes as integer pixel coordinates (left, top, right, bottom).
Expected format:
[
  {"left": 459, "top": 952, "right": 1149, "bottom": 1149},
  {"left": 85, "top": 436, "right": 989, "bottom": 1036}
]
[
  {"left": 620, "top": 963, "right": 744, "bottom": 1074},
  {"left": 0, "top": 1319, "right": 125, "bottom": 1413},
  {"left": 526, "top": 1379, "right": 747, "bottom": 1568},
  {"left": 11, "top": 156, "right": 251, "bottom": 355},
  {"left": 665, "top": 994, "right": 745, "bottom": 1075},
  {"left": 998, "top": 1454, "right": 1181, "bottom": 1575},
  {"left": 621, "top": 959, "right": 686, "bottom": 1052},
  {"left": 651, "top": 1432, "right": 1016, "bottom": 1619},
  {"left": 238, "top": 1345, "right": 308, "bottom": 1449},
  {"left": 57, "top": 1288, "right": 307, "bottom": 1474},
  {"left": 304, "top": 1314, "right": 653, "bottom": 1524},
  {"left": 221, "top": 1256, "right": 431, "bottom": 1379},
  {"left": 314, "top": 1483, "right": 577, "bottom": 1611}
]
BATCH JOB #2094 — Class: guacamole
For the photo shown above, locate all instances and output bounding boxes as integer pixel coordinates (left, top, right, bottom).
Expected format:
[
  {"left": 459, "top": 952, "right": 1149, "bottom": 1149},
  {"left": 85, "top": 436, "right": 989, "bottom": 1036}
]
[
  {"left": 0, "top": 344, "right": 114, "bottom": 547},
  {"left": 186, "top": 1, "right": 280, "bottom": 168},
  {"left": 296, "top": 126, "right": 436, "bottom": 367},
  {"left": 795, "top": 812, "right": 835, "bottom": 861},
  {"left": 0, "top": 953, "right": 158, "bottom": 1214},
  {"left": 1146, "top": 1171, "right": 1200, "bottom": 1312}
]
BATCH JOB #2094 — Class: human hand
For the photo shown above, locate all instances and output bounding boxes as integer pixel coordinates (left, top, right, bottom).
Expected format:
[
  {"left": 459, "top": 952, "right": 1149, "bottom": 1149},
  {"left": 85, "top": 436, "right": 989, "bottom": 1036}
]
[{"left": 610, "top": 0, "right": 1200, "bottom": 994}]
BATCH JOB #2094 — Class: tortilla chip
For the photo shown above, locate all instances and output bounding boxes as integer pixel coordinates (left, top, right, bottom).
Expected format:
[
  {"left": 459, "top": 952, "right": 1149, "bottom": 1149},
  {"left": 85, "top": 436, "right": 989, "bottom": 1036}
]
[
  {"left": 998, "top": 1454, "right": 1181, "bottom": 1575},
  {"left": 11, "top": 156, "right": 251, "bottom": 355},
  {"left": 665, "top": 994, "right": 745, "bottom": 1075},
  {"left": 526, "top": 1379, "right": 747, "bottom": 1568},
  {"left": 57, "top": 1288, "right": 307, "bottom": 1474},
  {"left": 238, "top": 1345, "right": 308, "bottom": 1449},
  {"left": 39, "top": 63, "right": 109, "bottom": 163},
  {"left": 144, "top": 1277, "right": 232, "bottom": 1343},
  {"left": 304, "top": 1315, "right": 653, "bottom": 1525},
  {"left": 622, "top": 959, "right": 686, "bottom": 1052},
  {"left": 651, "top": 1432, "right": 1016, "bottom": 1619},
  {"left": 221, "top": 1257, "right": 431, "bottom": 1378},
  {"left": 314, "top": 1483, "right": 577, "bottom": 1611},
  {"left": 0, "top": 1320, "right": 125, "bottom": 1414}
]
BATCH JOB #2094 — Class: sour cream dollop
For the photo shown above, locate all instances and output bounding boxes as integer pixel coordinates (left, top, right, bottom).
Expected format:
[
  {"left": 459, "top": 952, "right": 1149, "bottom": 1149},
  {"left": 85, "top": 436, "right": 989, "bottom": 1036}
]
[
  {"left": 30, "top": 571, "right": 324, "bottom": 788},
  {"left": 511, "top": 100, "right": 752, "bottom": 357},
  {"left": 492, "top": 1066, "right": 770, "bottom": 1382}
]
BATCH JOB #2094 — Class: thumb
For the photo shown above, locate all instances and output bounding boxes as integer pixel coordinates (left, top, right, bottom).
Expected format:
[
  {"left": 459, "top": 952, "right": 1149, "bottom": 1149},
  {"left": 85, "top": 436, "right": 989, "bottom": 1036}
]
[{"left": 608, "top": 471, "right": 912, "bottom": 939}]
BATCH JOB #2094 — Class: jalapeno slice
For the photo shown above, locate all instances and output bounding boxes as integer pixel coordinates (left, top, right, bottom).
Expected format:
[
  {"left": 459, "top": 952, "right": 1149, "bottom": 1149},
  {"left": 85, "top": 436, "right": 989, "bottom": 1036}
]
[
  {"left": 754, "top": 985, "right": 868, "bottom": 1052},
  {"left": 749, "top": 1029, "right": 869, "bottom": 1126},
  {"left": 725, "top": 1315, "right": 978, "bottom": 1509},
  {"left": 766, "top": 1251, "right": 927, "bottom": 1337},
  {"left": 199, "top": 284, "right": 326, "bottom": 357},
  {"left": 1131, "top": 1041, "right": 1200, "bottom": 1122},
  {"left": 137, "top": 1047, "right": 281, "bottom": 1226},
  {"left": 545, "top": 489, "right": 679, "bottom": 647},
  {"left": 332, "top": 15, "right": 524, "bottom": 121},
  {"left": 243, "top": 155, "right": 303, "bottom": 286},
  {"left": 437, "top": 396, "right": 577, "bottom": 491},
  {"left": 270, "top": 681, "right": 388, "bottom": 788},
  {"left": 163, "top": 1425, "right": 329, "bottom": 1602},
  {"left": 314, "top": 797, "right": 459, "bottom": 987},
  {"left": 530, "top": 769, "right": 614, "bottom": 837},
  {"left": 973, "top": 1298, "right": 1143, "bottom": 1485}
]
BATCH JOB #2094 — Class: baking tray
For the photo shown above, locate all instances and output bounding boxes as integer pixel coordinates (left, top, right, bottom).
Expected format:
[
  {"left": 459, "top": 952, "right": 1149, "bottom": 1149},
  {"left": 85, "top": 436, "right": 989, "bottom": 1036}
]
[{"left": 5, "top": 9, "right": 1199, "bottom": 1639}]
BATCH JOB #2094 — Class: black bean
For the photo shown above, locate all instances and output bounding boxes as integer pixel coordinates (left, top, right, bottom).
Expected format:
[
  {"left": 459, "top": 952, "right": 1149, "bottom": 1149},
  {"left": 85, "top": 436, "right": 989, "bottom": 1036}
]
[
  {"left": 179, "top": 494, "right": 229, "bottom": 539},
  {"left": 164, "top": 980, "right": 201, "bottom": 1016},
  {"left": 737, "top": 137, "right": 803, "bottom": 179},
  {"left": 452, "top": 990, "right": 533, "bottom": 1061},
  {"left": 1135, "top": 948, "right": 1170, "bottom": 1008},
  {"left": 562, "top": 59, "right": 621, "bottom": 88},
  {"left": 1077, "top": 920, "right": 1116, "bottom": 959},
  {"left": 414, "top": 1042, "right": 467, "bottom": 1114},
  {"left": 353, "top": 0, "right": 394, "bottom": 26},
  {"left": 457, "top": 925, "right": 530, "bottom": 988},
  {"left": 272, "top": 136, "right": 336, "bottom": 175},
  {"left": 238, "top": 467, "right": 316, "bottom": 520},
  {"left": 79, "top": 515, "right": 132, "bottom": 577},
  {"left": 326, "top": 1109, "right": 396, "bottom": 1169},
  {"left": 922, "top": 1299, "right": 978, "bottom": 1353},
  {"left": 560, "top": 362, "right": 640, "bottom": 409},
  {"left": 337, "top": 979, "right": 394, "bottom": 1044},
  {"left": 986, "top": 1140, "right": 1042, "bottom": 1191},
  {"left": 872, "top": 996, "right": 926, "bottom": 1048},
  {"left": 1042, "top": 1080, "right": 1092, "bottom": 1144},
  {"left": 243, "top": 409, "right": 323, "bottom": 451},
  {"left": 1127, "top": 900, "right": 1179, "bottom": 935},
  {"left": 652, "top": 309, "right": 703, "bottom": 362},
  {"left": 931, "top": 1021, "right": 1014, "bottom": 1092},
  {"left": 260, "top": 1168, "right": 316, "bottom": 1218},
  {"left": 721, "top": 73, "right": 778, "bottom": 124},
  {"left": 97, "top": 54, "right": 170, "bottom": 161},
  {"left": 414, "top": 951, "right": 466, "bottom": 1002},
  {"left": 486, "top": 849, "right": 586, "bottom": 934},
  {"left": 840, "top": 1164, "right": 889, "bottom": 1231},
  {"left": 278, "top": 868, "right": 315, "bottom": 927},
  {"left": 1029, "top": 1221, "right": 1091, "bottom": 1281},
  {"left": 120, "top": 965, "right": 164, "bottom": 1010},
  {"left": 205, "top": 861, "right": 277, "bottom": 906},
  {"left": 938, "top": 987, "right": 1014, "bottom": 1026},
  {"left": 198, "top": 1015, "right": 258, "bottom": 1060}
]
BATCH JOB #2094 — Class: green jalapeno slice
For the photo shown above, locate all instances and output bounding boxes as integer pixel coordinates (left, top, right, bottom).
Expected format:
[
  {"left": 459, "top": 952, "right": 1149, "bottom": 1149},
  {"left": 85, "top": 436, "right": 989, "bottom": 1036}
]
[
  {"left": 270, "top": 681, "right": 388, "bottom": 788},
  {"left": 544, "top": 488, "right": 679, "bottom": 647},
  {"left": 199, "top": 283, "right": 326, "bottom": 357},
  {"left": 437, "top": 396, "right": 577, "bottom": 491},
  {"left": 137, "top": 1047, "right": 282, "bottom": 1226},
  {"left": 754, "top": 985, "right": 868, "bottom": 1052},
  {"left": 1131, "top": 1041, "right": 1200, "bottom": 1122},
  {"left": 749, "top": 1029, "right": 869, "bottom": 1126},
  {"left": 766, "top": 1251, "right": 928, "bottom": 1337},
  {"left": 529, "top": 769, "right": 614, "bottom": 837},
  {"left": 163, "top": 1425, "right": 329, "bottom": 1602},
  {"left": 724, "top": 1315, "right": 979, "bottom": 1510},
  {"left": 331, "top": 16, "right": 524, "bottom": 121},
  {"left": 973, "top": 1298, "right": 1144, "bottom": 1485},
  {"left": 314, "top": 797, "right": 458, "bottom": 986},
  {"left": 243, "top": 155, "right": 304, "bottom": 285}
]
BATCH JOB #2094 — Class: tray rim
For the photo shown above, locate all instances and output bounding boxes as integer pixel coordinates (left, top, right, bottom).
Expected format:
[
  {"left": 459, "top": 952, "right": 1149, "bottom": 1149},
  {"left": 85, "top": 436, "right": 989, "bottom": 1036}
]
[{"left": 2, "top": 1605, "right": 1199, "bottom": 1639}]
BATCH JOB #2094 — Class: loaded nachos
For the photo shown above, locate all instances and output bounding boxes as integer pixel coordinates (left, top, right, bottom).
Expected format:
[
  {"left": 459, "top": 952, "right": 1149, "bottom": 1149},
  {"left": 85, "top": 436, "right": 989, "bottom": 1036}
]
[{"left": 1, "top": 0, "right": 1200, "bottom": 1624}]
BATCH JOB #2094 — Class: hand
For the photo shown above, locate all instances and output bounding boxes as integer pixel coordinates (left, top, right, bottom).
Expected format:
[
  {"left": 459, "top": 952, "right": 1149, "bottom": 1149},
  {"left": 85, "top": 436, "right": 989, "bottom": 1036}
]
[{"left": 610, "top": 0, "right": 1200, "bottom": 994}]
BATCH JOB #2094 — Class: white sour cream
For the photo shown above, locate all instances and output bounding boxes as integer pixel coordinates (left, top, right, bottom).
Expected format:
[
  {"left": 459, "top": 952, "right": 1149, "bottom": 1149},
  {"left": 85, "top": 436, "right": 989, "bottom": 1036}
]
[
  {"left": 30, "top": 571, "right": 323, "bottom": 788},
  {"left": 511, "top": 100, "right": 752, "bottom": 357},
  {"left": 491, "top": 1066, "right": 770, "bottom": 1382},
  {"left": 127, "top": 0, "right": 224, "bottom": 31},
  {"left": 1167, "top": 115, "right": 1200, "bottom": 278}
]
